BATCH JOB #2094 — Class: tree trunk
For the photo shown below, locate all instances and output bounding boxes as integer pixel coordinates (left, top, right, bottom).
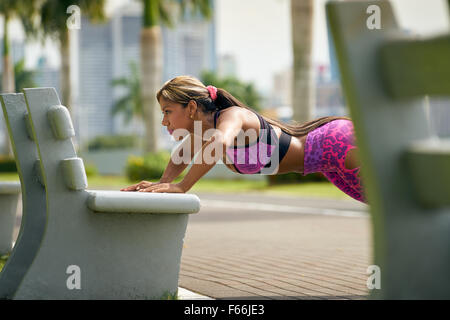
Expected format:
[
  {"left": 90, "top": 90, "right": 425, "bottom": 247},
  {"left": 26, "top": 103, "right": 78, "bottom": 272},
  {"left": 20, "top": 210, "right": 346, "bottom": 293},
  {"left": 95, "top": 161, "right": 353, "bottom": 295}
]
[
  {"left": 291, "top": 0, "right": 315, "bottom": 123},
  {"left": 2, "top": 15, "right": 14, "bottom": 156},
  {"left": 2, "top": 17, "right": 15, "bottom": 93},
  {"left": 140, "top": 26, "right": 163, "bottom": 153},
  {"left": 60, "top": 29, "right": 72, "bottom": 113}
]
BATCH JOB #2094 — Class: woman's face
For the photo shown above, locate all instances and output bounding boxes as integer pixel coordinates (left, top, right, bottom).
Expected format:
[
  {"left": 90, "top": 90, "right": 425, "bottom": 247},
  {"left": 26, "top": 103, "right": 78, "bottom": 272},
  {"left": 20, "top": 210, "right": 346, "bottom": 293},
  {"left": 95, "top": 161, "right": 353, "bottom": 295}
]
[{"left": 159, "top": 97, "right": 193, "bottom": 141}]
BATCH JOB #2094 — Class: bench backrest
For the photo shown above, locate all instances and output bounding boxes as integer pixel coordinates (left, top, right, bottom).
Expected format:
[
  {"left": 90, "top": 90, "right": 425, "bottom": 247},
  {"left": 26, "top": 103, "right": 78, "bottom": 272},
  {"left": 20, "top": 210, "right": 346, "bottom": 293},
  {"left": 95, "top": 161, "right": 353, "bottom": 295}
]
[
  {"left": 327, "top": 0, "right": 450, "bottom": 299},
  {"left": 0, "top": 94, "right": 47, "bottom": 299},
  {"left": 23, "top": 88, "right": 88, "bottom": 195},
  {"left": 13, "top": 87, "right": 195, "bottom": 299}
]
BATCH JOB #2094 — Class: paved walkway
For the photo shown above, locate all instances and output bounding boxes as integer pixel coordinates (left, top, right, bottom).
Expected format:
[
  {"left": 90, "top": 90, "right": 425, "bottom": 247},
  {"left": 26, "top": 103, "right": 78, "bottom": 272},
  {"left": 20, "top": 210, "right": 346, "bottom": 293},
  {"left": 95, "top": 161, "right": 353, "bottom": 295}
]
[{"left": 179, "top": 192, "right": 372, "bottom": 300}]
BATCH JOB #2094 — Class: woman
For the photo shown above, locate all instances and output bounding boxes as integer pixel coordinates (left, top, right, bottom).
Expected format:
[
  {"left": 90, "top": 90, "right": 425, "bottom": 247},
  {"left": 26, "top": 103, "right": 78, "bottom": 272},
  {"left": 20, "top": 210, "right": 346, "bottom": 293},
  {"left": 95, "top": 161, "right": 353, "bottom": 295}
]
[{"left": 121, "top": 75, "right": 366, "bottom": 203}]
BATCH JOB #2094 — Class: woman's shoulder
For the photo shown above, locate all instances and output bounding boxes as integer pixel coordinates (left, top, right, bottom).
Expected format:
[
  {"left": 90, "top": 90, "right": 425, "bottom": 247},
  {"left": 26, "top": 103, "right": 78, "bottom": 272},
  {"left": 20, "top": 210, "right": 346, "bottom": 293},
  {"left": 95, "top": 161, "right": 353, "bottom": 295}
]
[
  {"left": 216, "top": 106, "right": 248, "bottom": 122},
  {"left": 219, "top": 106, "right": 258, "bottom": 118},
  {"left": 217, "top": 106, "right": 263, "bottom": 135},
  {"left": 218, "top": 106, "right": 244, "bottom": 115}
]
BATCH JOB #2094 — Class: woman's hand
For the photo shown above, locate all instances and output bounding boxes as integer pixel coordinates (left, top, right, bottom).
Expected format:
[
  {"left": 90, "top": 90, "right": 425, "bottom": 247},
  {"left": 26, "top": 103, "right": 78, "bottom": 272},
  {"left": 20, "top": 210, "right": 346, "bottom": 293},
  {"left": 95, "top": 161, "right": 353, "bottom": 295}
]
[
  {"left": 137, "top": 182, "right": 185, "bottom": 193},
  {"left": 120, "top": 180, "right": 161, "bottom": 192},
  {"left": 120, "top": 181, "right": 186, "bottom": 193}
]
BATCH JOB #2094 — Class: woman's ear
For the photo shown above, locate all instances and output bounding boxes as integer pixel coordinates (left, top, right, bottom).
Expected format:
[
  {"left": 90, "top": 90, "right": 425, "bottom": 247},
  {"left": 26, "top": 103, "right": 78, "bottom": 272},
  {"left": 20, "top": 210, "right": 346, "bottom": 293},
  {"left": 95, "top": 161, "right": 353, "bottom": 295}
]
[{"left": 187, "top": 100, "right": 198, "bottom": 116}]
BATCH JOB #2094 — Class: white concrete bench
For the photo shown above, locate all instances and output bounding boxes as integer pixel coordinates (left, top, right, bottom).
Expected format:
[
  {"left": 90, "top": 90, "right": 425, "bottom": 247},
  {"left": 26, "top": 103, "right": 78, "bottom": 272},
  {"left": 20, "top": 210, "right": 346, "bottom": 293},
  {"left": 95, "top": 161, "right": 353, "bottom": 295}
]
[
  {"left": 0, "top": 88, "right": 200, "bottom": 299},
  {"left": 0, "top": 93, "right": 47, "bottom": 300}
]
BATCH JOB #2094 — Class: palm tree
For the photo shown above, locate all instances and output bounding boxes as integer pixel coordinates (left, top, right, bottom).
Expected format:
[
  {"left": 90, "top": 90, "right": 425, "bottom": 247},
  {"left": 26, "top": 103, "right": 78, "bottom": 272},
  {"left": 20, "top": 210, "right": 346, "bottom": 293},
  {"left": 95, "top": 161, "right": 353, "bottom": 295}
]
[
  {"left": 0, "top": 59, "right": 37, "bottom": 155},
  {"left": 290, "top": 0, "right": 314, "bottom": 123},
  {"left": 0, "top": 0, "right": 39, "bottom": 155},
  {"left": 111, "top": 61, "right": 142, "bottom": 124},
  {"left": 140, "top": 0, "right": 213, "bottom": 153},
  {"left": 39, "top": 0, "right": 106, "bottom": 114},
  {"left": 1, "top": 1, "right": 17, "bottom": 94},
  {"left": 0, "top": 59, "right": 37, "bottom": 92},
  {"left": 0, "top": 0, "right": 39, "bottom": 94}
]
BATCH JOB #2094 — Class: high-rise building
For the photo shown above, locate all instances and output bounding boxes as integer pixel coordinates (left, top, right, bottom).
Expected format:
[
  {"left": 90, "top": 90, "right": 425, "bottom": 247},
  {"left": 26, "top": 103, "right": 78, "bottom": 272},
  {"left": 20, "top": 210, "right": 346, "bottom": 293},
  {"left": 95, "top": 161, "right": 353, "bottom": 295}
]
[
  {"left": 75, "top": 16, "right": 115, "bottom": 145},
  {"left": 270, "top": 68, "right": 292, "bottom": 108},
  {"left": 315, "top": 80, "right": 347, "bottom": 118},
  {"left": 217, "top": 54, "right": 237, "bottom": 78},
  {"left": 326, "top": 18, "right": 340, "bottom": 82},
  {"left": 34, "top": 56, "right": 61, "bottom": 98}
]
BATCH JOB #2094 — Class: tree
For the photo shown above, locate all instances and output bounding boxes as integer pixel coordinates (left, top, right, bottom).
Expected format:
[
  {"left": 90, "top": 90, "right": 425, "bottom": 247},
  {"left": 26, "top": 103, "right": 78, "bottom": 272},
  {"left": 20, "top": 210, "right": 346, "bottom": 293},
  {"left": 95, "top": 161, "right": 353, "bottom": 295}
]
[
  {"left": 200, "top": 70, "right": 263, "bottom": 112},
  {"left": 0, "top": 58, "right": 36, "bottom": 92},
  {"left": 0, "top": 0, "right": 39, "bottom": 93},
  {"left": 39, "top": 0, "right": 107, "bottom": 114},
  {"left": 111, "top": 61, "right": 142, "bottom": 124},
  {"left": 140, "top": 0, "right": 213, "bottom": 153},
  {"left": 290, "top": 0, "right": 314, "bottom": 123},
  {"left": 0, "top": 0, "right": 39, "bottom": 155},
  {"left": 0, "top": 59, "right": 37, "bottom": 155}
]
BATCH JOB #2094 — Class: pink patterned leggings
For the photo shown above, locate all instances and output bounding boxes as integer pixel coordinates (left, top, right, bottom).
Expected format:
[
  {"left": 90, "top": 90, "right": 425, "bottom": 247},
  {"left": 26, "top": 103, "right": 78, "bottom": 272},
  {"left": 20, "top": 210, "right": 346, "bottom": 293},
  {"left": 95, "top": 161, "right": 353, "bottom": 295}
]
[{"left": 303, "top": 119, "right": 366, "bottom": 203}]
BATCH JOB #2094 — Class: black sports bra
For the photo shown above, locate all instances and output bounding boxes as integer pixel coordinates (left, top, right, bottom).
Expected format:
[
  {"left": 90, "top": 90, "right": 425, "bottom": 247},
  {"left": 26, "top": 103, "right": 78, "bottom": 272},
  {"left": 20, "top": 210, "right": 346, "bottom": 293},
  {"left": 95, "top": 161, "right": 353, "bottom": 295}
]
[{"left": 213, "top": 109, "right": 292, "bottom": 174}]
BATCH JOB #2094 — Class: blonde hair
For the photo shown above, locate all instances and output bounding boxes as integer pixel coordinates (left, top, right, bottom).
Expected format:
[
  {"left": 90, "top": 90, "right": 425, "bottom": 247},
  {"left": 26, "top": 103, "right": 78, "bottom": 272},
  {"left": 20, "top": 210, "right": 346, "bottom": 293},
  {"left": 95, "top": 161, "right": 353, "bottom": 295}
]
[
  {"left": 157, "top": 76, "right": 208, "bottom": 105},
  {"left": 156, "top": 75, "right": 350, "bottom": 137}
]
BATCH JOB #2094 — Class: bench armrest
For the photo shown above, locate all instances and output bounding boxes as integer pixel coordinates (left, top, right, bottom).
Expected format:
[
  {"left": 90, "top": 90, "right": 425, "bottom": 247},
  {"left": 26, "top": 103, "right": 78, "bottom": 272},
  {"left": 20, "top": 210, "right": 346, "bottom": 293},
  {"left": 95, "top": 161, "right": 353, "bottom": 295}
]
[
  {"left": 86, "top": 190, "right": 200, "bottom": 214},
  {"left": 0, "top": 181, "right": 21, "bottom": 194}
]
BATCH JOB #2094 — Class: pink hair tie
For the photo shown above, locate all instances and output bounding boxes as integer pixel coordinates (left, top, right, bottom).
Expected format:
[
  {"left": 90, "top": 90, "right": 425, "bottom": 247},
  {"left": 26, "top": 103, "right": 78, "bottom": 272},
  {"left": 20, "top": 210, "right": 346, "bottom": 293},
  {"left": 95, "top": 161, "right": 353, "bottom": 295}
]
[{"left": 206, "top": 85, "right": 218, "bottom": 101}]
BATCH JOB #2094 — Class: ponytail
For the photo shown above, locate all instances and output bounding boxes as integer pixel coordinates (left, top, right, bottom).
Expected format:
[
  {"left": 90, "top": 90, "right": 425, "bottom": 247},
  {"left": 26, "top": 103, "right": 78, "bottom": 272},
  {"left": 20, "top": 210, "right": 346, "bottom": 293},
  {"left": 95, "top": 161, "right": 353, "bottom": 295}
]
[{"left": 213, "top": 88, "right": 349, "bottom": 137}]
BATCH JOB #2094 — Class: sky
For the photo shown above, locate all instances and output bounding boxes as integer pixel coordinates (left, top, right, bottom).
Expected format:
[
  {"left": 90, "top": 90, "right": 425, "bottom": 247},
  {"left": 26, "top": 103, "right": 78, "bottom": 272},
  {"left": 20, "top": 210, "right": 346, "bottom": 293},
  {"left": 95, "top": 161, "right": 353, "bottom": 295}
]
[{"left": 2, "top": 0, "right": 450, "bottom": 93}]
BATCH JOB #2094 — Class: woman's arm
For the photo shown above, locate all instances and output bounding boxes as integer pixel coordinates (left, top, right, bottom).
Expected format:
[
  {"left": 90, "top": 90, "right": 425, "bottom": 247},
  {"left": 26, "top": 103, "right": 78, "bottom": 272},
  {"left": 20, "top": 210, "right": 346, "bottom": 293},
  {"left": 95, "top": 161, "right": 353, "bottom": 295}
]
[
  {"left": 121, "top": 133, "right": 205, "bottom": 191},
  {"left": 138, "top": 109, "right": 244, "bottom": 193},
  {"left": 160, "top": 133, "right": 206, "bottom": 183},
  {"left": 176, "top": 134, "right": 226, "bottom": 192},
  {"left": 177, "top": 111, "right": 244, "bottom": 192}
]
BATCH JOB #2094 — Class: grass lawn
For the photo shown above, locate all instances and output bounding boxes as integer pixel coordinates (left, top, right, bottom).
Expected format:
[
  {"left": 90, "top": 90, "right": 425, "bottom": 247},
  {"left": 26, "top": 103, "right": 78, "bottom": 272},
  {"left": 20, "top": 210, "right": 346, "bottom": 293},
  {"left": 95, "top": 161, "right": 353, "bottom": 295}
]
[{"left": 0, "top": 172, "right": 347, "bottom": 199}]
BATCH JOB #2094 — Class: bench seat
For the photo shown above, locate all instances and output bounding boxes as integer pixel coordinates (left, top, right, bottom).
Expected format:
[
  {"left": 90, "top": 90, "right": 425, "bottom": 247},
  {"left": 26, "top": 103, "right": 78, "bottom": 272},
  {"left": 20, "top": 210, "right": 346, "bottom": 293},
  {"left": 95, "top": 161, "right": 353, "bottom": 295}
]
[
  {"left": 87, "top": 190, "right": 200, "bottom": 214},
  {"left": 0, "top": 181, "right": 21, "bottom": 194}
]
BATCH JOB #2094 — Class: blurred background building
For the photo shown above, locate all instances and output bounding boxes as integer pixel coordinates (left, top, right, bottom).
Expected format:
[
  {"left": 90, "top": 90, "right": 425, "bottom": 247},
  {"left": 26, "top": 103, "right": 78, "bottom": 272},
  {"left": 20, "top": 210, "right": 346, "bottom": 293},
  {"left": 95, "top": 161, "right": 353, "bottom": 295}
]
[
  {"left": 34, "top": 56, "right": 61, "bottom": 94},
  {"left": 217, "top": 53, "right": 237, "bottom": 78},
  {"left": 0, "top": 41, "right": 25, "bottom": 68}
]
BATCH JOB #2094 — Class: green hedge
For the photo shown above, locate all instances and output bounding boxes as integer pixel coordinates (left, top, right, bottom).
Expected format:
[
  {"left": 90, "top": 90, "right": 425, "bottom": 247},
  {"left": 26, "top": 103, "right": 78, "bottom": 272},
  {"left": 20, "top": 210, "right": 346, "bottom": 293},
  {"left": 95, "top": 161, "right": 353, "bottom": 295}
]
[
  {"left": 0, "top": 156, "right": 17, "bottom": 173},
  {"left": 125, "top": 151, "right": 182, "bottom": 182},
  {"left": 87, "top": 135, "right": 139, "bottom": 151},
  {"left": 266, "top": 172, "right": 328, "bottom": 185},
  {"left": 84, "top": 163, "right": 98, "bottom": 177},
  {"left": 0, "top": 155, "right": 97, "bottom": 177}
]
